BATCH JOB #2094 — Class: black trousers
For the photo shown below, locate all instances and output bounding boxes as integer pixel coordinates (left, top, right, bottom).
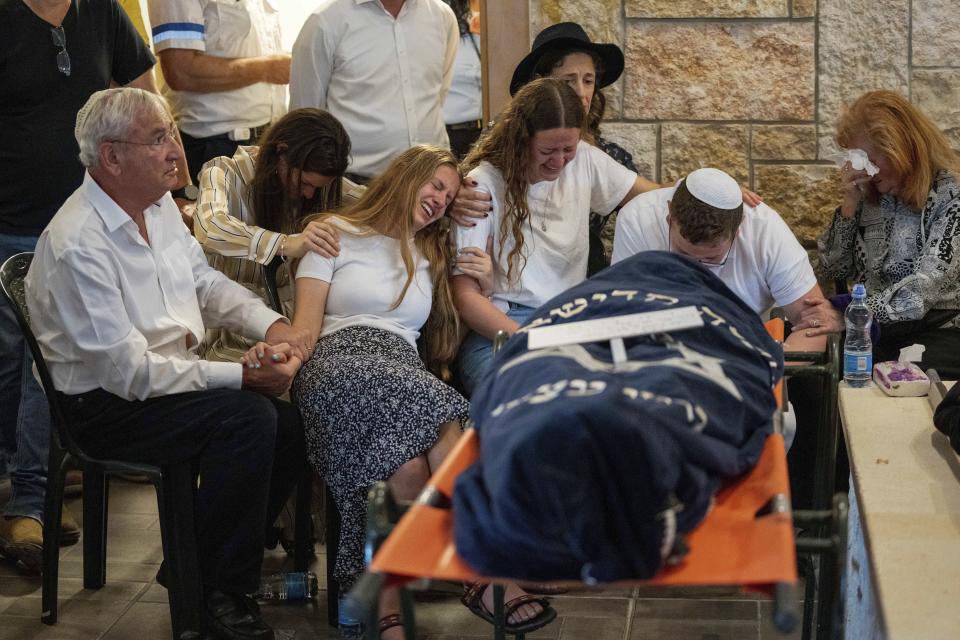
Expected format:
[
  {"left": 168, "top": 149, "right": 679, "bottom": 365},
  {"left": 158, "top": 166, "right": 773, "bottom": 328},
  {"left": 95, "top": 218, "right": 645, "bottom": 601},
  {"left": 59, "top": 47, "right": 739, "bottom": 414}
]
[
  {"left": 179, "top": 132, "right": 245, "bottom": 185},
  {"left": 445, "top": 124, "right": 482, "bottom": 161},
  {"left": 60, "top": 387, "right": 305, "bottom": 594}
]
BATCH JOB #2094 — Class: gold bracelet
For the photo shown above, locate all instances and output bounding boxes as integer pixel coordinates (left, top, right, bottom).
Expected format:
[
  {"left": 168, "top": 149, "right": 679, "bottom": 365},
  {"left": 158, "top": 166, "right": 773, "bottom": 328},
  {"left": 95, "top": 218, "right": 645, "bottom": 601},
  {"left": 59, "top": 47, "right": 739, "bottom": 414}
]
[{"left": 278, "top": 234, "right": 288, "bottom": 261}]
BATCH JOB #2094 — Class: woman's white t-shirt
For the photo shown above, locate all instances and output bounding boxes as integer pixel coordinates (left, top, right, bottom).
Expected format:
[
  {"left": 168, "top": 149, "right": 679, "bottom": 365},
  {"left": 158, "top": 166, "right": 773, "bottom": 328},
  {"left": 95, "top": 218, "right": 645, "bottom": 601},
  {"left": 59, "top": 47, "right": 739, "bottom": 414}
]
[
  {"left": 453, "top": 141, "right": 635, "bottom": 311},
  {"left": 296, "top": 221, "right": 432, "bottom": 348}
]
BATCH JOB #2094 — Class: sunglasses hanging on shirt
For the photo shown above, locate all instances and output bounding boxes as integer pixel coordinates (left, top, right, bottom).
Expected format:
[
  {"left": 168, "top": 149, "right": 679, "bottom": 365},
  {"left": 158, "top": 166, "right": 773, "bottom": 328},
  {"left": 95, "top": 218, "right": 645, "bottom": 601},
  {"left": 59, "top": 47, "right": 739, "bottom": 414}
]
[{"left": 50, "top": 25, "right": 71, "bottom": 76}]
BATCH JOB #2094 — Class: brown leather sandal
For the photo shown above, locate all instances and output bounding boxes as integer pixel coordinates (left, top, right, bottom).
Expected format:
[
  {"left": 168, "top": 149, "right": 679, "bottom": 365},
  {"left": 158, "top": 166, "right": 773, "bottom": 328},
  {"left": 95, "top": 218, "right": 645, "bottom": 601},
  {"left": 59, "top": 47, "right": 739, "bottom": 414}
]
[
  {"left": 378, "top": 613, "right": 403, "bottom": 638},
  {"left": 460, "top": 581, "right": 557, "bottom": 635},
  {"left": 525, "top": 583, "right": 570, "bottom": 595}
]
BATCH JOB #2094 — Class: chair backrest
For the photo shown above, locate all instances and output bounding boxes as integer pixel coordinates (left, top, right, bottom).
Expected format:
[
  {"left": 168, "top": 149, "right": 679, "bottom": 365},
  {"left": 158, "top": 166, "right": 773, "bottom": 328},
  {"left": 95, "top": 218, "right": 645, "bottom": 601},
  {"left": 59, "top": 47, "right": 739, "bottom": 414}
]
[
  {"left": 262, "top": 256, "right": 284, "bottom": 313},
  {"left": 0, "top": 252, "right": 91, "bottom": 463},
  {"left": 0, "top": 252, "right": 32, "bottom": 326}
]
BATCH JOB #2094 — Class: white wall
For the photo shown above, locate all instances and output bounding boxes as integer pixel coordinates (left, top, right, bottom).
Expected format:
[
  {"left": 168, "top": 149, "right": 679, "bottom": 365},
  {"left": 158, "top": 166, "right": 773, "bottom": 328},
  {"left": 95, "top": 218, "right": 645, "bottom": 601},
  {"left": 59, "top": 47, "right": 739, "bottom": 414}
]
[
  {"left": 135, "top": 0, "right": 315, "bottom": 52},
  {"left": 271, "top": 0, "right": 317, "bottom": 51}
]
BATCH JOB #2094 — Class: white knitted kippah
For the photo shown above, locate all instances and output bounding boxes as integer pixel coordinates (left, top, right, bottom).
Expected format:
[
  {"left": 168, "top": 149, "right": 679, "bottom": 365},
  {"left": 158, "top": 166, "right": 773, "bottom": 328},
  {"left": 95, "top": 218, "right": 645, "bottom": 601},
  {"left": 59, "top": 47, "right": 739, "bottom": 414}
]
[
  {"left": 685, "top": 168, "right": 743, "bottom": 210},
  {"left": 74, "top": 95, "right": 97, "bottom": 142}
]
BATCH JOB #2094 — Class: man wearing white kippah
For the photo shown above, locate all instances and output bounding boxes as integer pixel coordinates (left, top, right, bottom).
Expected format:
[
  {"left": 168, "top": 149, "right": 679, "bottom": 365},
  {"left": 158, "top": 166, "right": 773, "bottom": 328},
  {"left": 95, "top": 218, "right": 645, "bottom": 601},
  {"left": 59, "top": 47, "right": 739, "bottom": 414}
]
[{"left": 612, "top": 167, "right": 840, "bottom": 351}]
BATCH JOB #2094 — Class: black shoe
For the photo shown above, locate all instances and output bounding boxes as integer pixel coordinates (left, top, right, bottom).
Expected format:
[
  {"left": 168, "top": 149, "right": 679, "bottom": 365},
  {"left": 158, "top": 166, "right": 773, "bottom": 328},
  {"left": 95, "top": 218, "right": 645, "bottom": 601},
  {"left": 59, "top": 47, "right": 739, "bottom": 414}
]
[
  {"left": 155, "top": 563, "right": 167, "bottom": 588},
  {"left": 158, "top": 567, "right": 262, "bottom": 616},
  {"left": 205, "top": 589, "right": 274, "bottom": 640}
]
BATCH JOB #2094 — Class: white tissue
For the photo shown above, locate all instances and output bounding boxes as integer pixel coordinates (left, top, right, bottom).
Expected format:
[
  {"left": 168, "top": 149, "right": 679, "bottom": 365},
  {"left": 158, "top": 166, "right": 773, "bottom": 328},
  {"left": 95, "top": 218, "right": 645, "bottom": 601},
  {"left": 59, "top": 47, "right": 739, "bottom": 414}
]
[
  {"left": 827, "top": 149, "right": 880, "bottom": 176},
  {"left": 840, "top": 149, "right": 879, "bottom": 176},
  {"left": 898, "top": 343, "right": 926, "bottom": 363}
]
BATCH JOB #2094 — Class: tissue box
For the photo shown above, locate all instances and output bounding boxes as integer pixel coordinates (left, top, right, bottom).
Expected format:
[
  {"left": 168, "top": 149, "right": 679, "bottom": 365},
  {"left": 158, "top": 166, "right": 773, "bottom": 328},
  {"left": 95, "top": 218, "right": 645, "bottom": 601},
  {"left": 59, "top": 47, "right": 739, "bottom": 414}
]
[{"left": 872, "top": 361, "right": 930, "bottom": 397}]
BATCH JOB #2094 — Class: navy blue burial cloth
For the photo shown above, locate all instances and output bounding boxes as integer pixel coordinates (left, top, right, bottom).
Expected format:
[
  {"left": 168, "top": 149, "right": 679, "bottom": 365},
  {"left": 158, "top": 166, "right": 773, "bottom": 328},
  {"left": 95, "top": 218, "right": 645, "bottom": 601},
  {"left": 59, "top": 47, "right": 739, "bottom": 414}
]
[{"left": 453, "top": 251, "right": 784, "bottom": 583}]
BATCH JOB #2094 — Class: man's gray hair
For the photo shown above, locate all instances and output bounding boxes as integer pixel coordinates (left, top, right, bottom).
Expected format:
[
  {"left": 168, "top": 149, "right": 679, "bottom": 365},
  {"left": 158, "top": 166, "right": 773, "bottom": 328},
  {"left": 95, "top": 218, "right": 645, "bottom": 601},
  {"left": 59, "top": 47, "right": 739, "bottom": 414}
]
[{"left": 75, "top": 88, "right": 170, "bottom": 169}]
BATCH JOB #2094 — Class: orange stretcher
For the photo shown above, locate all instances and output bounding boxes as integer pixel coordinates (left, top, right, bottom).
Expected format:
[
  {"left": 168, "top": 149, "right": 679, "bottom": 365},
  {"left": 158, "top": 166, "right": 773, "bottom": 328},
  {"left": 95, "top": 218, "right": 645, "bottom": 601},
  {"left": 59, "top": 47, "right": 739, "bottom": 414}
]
[{"left": 346, "top": 320, "right": 801, "bottom": 639}]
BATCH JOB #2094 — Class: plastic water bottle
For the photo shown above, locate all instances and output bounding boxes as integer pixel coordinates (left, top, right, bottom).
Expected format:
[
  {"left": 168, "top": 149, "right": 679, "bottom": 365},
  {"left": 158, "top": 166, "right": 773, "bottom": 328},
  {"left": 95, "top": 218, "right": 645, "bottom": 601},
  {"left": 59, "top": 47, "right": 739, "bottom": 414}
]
[
  {"left": 255, "top": 571, "right": 318, "bottom": 601},
  {"left": 843, "top": 283, "right": 873, "bottom": 387},
  {"left": 338, "top": 598, "right": 363, "bottom": 639}
]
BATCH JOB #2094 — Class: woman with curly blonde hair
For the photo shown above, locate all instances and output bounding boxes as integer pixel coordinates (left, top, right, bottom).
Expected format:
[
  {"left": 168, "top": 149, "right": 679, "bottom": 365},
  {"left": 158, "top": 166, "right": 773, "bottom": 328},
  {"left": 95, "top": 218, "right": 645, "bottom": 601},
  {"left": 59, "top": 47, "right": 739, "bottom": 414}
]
[{"left": 452, "top": 78, "right": 650, "bottom": 393}]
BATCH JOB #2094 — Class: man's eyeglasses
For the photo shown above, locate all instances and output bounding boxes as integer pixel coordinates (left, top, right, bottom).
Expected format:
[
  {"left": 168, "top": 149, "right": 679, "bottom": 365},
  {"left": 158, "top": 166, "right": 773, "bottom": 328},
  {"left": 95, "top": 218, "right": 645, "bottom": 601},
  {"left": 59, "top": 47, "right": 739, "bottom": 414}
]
[
  {"left": 50, "top": 26, "right": 71, "bottom": 77},
  {"left": 690, "top": 252, "right": 730, "bottom": 269},
  {"left": 107, "top": 128, "right": 180, "bottom": 148},
  {"left": 668, "top": 224, "right": 732, "bottom": 269}
]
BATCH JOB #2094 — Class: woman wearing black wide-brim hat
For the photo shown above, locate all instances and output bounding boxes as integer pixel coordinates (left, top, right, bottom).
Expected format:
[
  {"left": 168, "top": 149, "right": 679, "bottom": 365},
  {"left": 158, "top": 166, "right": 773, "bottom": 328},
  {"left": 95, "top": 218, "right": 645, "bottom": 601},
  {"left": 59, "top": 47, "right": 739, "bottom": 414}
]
[{"left": 510, "top": 22, "right": 624, "bottom": 131}]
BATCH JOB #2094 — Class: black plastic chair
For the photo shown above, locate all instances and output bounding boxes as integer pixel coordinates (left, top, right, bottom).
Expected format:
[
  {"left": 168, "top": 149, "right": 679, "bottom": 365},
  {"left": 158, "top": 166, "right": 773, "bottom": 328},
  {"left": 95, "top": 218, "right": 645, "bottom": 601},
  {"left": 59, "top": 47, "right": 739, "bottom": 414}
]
[
  {"left": 263, "top": 255, "right": 341, "bottom": 627},
  {"left": 0, "top": 252, "right": 204, "bottom": 640}
]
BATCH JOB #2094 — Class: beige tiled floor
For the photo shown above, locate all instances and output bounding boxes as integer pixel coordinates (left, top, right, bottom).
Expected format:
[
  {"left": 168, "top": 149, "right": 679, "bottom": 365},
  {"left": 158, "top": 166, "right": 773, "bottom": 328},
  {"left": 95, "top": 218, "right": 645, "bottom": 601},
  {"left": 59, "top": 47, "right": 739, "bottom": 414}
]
[{"left": 0, "top": 479, "right": 804, "bottom": 640}]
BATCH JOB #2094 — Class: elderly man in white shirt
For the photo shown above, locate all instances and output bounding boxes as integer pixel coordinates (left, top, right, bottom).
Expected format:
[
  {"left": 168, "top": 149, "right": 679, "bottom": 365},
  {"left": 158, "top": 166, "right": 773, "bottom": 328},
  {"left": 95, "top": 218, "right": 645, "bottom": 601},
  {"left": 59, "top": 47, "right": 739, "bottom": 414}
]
[
  {"left": 25, "top": 88, "right": 306, "bottom": 640},
  {"left": 290, "top": 0, "right": 458, "bottom": 181}
]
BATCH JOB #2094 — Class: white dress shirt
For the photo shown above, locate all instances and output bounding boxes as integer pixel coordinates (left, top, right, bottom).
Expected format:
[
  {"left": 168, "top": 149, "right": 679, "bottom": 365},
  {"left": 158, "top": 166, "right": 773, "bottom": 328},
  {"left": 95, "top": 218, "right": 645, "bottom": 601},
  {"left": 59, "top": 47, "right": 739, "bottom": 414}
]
[
  {"left": 611, "top": 186, "right": 817, "bottom": 316},
  {"left": 148, "top": 0, "right": 287, "bottom": 138},
  {"left": 289, "top": 0, "right": 458, "bottom": 178},
  {"left": 443, "top": 32, "right": 481, "bottom": 124},
  {"left": 25, "top": 173, "right": 285, "bottom": 401}
]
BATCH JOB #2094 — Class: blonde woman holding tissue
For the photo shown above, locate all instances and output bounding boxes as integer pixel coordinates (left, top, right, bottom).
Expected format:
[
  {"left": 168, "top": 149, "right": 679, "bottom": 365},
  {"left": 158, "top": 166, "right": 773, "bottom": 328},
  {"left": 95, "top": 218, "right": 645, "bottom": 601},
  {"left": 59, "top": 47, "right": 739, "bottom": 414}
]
[{"left": 808, "top": 90, "right": 960, "bottom": 377}]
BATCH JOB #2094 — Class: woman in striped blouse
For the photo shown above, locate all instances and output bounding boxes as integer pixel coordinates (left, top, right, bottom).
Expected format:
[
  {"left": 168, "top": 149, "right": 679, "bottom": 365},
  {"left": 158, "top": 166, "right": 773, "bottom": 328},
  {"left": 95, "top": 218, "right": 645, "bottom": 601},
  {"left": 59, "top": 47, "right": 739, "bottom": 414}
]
[{"left": 194, "top": 108, "right": 356, "bottom": 362}]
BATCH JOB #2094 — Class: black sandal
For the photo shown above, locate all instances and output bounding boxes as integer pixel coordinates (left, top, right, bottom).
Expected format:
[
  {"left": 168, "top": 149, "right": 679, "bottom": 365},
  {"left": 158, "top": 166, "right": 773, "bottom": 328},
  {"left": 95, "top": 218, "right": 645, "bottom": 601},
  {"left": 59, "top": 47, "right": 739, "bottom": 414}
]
[{"left": 460, "top": 581, "right": 557, "bottom": 635}]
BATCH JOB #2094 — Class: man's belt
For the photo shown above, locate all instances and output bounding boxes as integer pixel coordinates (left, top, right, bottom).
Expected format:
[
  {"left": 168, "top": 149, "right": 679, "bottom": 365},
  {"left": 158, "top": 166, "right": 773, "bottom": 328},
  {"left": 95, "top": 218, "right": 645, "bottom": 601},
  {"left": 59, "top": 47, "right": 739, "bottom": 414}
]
[
  {"left": 226, "top": 124, "right": 269, "bottom": 142},
  {"left": 182, "top": 125, "right": 270, "bottom": 144},
  {"left": 447, "top": 119, "right": 483, "bottom": 132}
]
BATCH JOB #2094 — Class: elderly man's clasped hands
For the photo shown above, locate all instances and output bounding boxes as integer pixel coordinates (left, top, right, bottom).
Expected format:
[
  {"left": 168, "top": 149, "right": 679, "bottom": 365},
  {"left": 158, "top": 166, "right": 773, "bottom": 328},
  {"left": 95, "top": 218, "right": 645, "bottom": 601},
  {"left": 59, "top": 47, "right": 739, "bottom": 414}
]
[{"left": 239, "top": 321, "right": 316, "bottom": 395}]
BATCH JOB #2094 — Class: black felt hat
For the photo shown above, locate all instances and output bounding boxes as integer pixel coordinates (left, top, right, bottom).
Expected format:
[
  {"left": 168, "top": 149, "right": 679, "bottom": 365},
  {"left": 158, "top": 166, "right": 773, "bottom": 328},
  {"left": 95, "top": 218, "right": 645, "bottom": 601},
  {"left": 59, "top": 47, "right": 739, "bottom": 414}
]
[{"left": 509, "top": 22, "right": 625, "bottom": 96}]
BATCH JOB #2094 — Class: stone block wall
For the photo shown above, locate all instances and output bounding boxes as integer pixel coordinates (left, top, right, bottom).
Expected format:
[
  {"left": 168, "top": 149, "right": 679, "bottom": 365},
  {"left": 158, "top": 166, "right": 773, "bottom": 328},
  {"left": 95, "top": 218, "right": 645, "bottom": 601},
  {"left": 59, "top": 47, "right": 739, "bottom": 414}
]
[{"left": 530, "top": 0, "right": 960, "bottom": 250}]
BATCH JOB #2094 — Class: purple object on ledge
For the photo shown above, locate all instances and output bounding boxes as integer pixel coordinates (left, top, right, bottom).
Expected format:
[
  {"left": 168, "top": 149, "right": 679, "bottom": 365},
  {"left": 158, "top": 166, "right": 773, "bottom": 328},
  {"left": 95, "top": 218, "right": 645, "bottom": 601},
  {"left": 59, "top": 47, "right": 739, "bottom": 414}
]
[{"left": 872, "top": 361, "right": 930, "bottom": 396}]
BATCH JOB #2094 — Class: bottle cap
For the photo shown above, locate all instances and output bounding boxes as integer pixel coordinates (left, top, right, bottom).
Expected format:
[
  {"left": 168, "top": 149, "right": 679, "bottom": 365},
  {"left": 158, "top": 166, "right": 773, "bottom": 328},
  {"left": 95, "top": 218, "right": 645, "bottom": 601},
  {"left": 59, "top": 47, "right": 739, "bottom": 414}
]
[{"left": 853, "top": 283, "right": 866, "bottom": 297}]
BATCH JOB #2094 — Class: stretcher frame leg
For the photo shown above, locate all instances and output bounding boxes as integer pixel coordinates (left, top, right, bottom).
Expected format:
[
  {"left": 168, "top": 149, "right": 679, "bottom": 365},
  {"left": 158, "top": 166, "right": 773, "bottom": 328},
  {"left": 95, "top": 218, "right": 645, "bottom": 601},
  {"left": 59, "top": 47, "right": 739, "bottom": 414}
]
[
  {"left": 785, "top": 329, "right": 845, "bottom": 640},
  {"left": 782, "top": 333, "right": 841, "bottom": 515},
  {"left": 493, "top": 584, "right": 506, "bottom": 640},
  {"left": 795, "top": 492, "right": 849, "bottom": 640},
  {"left": 774, "top": 581, "right": 799, "bottom": 633},
  {"left": 399, "top": 586, "right": 416, "bottom": 640},
  {"left": 798, "top": 554, "right": 817, "bottom": 637}
]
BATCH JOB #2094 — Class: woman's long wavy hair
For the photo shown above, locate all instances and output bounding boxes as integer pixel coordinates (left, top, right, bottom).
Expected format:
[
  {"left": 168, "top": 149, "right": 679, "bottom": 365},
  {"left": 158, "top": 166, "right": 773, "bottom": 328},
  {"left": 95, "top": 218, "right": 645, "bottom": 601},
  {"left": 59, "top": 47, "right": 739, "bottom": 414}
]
[
  {"left": 309, "top": 145, "right": 462, "bottom": 380},
  {"left": 532, "top": 47, "right": 606, "bottom": 144},
  {"left": 462, "top": 78, "right": 584, "bottom": 284},
  {"left": 836, "top": 90, "right": 960, "bottom": 211},
  {"left": 249, "top": 108, "right": 351, "bottom": 233}
]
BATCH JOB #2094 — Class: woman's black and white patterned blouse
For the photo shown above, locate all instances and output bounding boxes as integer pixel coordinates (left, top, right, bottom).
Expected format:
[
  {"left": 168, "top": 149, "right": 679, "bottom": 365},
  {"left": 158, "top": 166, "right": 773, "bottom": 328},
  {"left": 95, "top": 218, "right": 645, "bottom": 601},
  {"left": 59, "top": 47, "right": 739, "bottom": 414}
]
[{"left": 818, "top": 170, "right": 960, "bottom": 325}]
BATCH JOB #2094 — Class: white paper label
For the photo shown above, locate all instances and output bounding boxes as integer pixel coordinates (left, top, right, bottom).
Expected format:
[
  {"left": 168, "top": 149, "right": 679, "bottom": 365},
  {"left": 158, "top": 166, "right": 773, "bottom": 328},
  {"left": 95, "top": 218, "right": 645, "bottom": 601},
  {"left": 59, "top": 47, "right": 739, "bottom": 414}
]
[{"left": 526, "top": 306, "right": 704, "bottom": 350}]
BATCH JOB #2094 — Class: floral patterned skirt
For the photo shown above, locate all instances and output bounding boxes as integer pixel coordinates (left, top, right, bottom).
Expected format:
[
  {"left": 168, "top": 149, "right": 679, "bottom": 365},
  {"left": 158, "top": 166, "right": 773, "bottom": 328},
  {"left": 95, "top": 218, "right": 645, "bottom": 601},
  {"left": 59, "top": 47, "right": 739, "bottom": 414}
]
[{"left": 292, "top": 325, "right": 468, "bottom": 586}]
